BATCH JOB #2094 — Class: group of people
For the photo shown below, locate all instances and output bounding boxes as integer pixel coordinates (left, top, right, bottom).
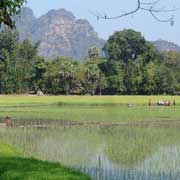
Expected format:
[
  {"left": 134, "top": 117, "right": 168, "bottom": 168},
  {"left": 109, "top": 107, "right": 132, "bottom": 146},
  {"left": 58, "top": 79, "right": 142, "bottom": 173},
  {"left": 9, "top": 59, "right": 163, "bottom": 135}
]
[{"left": 148, "top": 99, "right": 176, "bottom": 107}]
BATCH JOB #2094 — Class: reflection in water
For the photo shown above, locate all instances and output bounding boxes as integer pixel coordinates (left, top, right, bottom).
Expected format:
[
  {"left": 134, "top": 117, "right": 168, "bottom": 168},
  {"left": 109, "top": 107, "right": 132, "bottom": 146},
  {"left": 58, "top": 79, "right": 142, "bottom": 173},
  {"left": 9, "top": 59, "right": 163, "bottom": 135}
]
[
  {"left": 1, "top": 124, "right": 180, "bottom": 179},
  {"left": 138, "top": 146, "right": 180, "bottom": 172}
]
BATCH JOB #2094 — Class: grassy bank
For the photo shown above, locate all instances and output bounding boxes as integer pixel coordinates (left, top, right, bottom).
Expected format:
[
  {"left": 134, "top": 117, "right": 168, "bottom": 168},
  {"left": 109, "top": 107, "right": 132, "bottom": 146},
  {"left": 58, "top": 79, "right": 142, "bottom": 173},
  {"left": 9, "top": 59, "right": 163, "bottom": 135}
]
[{"left": 0, "top": 142, "right": 91, "bottom": 180}]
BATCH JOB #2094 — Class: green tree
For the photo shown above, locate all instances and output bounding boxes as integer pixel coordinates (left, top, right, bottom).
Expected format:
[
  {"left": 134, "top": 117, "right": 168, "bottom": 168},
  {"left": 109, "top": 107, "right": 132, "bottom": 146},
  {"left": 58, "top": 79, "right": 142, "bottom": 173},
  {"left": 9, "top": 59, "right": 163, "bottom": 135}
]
[
  {"left": 32, "top": 56, "right": 47, "bottom": 92},
  {"left": 0, "top": 30, "right": 19, "bottom": 93},
  {"left": 0, "top": 49, "right": 12, "bottom": 93},
  {"left": 98, "top": 72, "right": 107, "bottom": 95},
  {"left": 100, "top": 60, "right": 125, "bottom": 94},
  {"left": 162, "top": 51, "right": 180, "bottom": 90},
  {"left": 85, "top": 63, "right": 100, "bottom": 95},
  {"left": 0, "top": 29, "right": 19, "bottom": 53},
  {"left": 15, "top": 39, "right": 38, "bottom": 92},
  {"left": 0, "top": 0, "right": 26, "bottom": 28},
  {"left": 85, "top": 47, "right": 107, "bottom": 95},
  {"left": 155, "top": 64, "right": 177, "bottom": 94},
  {"left": 103, "top": 29, "right": 148, "bottom": 63},
  {"left": 0, "top": 30, "right": 40, "bottom": 94},
  {"left": 44, "top": 57, "right": 84, "bottom": 95},
  {"left": 143, "top": 61, "right": 158, "bottom": 95},
  {"left": 102, "top": 29, "right": 161, "bottom": 95},
  {"left": 88, "top": 46, "right": 100, "bottom": 60}
]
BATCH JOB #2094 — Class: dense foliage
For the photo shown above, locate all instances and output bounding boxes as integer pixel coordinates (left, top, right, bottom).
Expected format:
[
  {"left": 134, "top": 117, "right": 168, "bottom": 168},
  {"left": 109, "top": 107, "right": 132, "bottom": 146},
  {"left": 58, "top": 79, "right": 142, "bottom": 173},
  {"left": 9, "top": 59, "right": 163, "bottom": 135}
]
[
  {"left": 0, "top": 29, "right": 180, "bottom": 95},
  {"left": 0, "top": 0, "right": 26, "bottom": 28}
]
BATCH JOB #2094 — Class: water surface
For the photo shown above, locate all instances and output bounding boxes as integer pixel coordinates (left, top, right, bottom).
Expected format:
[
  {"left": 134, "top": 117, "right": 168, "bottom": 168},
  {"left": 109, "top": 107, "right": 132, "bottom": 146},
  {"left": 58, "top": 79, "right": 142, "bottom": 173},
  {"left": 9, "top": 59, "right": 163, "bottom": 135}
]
[{"left": 1, "top": 123, "right": 180, "bottom": 179}]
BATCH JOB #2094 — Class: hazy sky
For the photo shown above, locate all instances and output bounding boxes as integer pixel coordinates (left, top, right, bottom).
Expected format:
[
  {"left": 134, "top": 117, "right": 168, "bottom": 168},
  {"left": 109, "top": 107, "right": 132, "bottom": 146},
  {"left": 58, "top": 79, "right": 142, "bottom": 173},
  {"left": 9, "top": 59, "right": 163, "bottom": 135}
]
[{"left": 26, "top": 0, "right": 180, "bottom": 45}]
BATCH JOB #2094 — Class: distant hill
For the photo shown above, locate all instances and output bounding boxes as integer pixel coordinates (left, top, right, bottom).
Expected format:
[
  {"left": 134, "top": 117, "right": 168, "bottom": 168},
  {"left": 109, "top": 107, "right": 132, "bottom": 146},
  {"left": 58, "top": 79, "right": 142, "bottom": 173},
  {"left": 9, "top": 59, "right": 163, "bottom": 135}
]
[
  {"left": 151, "top": 40, "right": 180, "bottom": 52},
  {"left": 12, "top": 8, "right": 180, "bottom": 59},
  {"left": 14, "top": 7, "right": 105, "bottom": 61}
]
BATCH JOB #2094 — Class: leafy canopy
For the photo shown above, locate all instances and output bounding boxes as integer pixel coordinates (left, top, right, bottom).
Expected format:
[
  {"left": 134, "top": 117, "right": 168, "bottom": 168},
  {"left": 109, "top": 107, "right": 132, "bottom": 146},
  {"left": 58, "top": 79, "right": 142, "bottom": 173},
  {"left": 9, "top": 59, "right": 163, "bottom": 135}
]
[{"left": 0, "top": 0, "right": 26, "bottom": 28}]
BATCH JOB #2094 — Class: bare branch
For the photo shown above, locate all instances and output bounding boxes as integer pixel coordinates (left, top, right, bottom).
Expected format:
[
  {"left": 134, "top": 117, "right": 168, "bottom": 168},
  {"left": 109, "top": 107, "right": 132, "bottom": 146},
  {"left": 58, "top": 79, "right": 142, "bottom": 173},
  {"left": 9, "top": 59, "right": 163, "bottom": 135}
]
[
  {"left": 140, "top": 0, "right": 160, "bottom": 5},
  {"left": 90, "top": 0, "right": 179, "bottom": 25},
  {"left": 90, "top": 0, "right": 141, "bottom": 20},
  {"left": 140, "top": 6, "right": 179, "bottom": 13}
]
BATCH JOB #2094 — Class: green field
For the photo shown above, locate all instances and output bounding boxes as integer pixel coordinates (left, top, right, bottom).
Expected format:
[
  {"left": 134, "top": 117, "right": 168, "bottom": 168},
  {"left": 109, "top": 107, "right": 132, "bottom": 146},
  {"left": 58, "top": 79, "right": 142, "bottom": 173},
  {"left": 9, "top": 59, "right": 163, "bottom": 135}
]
[
  {"left": 1, "top": 95, "right": 180, "bottom": 179},
  {"left": 0, "top": 95, "right": 180, "bottom": 124},
  {"left": 1, "top": 95, "right": 180, "bottom": 106}
]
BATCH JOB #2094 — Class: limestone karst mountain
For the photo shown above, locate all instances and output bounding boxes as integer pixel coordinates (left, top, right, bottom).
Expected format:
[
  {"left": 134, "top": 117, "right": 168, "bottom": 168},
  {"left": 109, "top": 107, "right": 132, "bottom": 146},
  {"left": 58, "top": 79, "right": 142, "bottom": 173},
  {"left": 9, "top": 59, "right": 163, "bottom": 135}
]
[
  {"left": 14, "top": 8, "right": 180, "bottom": 60},
  {"left": 151, "top": 40, "right": 180, "bottom": 52},
  {"left": 14, "top": 7, "right": 105, "bottom": 61}
]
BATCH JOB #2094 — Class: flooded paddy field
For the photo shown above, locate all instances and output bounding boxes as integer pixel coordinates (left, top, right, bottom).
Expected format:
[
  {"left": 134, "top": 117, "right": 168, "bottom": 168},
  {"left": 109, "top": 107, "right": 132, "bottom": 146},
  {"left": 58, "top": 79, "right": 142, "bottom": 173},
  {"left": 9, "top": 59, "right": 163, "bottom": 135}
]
[
  {"left": 1, "top": 96, "right": 180, "bottom": 179},
  {"left": 1, "top": 123, "right": 180, "bottom": 179}
]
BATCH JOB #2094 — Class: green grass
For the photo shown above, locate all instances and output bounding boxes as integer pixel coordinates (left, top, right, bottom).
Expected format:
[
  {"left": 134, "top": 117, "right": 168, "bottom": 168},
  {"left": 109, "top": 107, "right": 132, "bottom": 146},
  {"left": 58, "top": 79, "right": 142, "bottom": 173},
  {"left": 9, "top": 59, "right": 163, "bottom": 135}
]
[
  {"left": 0, "top": 157, "right": 91, "bottom": 180},
  {"left": 0, "top": 95, "right": 180, "bottom": 123},
  {"left": 0, "top": 95, "right": 180, "bottom": 106},
  {"left": 0, "top": 142, "right": 91, "bottom": 180},
  {"left": 0, "top": 142, "right": 20, "bottom": 157}
]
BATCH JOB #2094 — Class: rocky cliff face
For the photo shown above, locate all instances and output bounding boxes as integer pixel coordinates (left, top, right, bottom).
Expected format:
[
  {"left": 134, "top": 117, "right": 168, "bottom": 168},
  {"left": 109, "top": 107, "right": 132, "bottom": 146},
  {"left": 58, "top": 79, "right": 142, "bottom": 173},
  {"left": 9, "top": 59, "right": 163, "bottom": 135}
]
[
  {"left": 15, "top": 7, "right": 105, "bottom": 61},
  {"left": 14, "top": 8, "right": 180, "bottom": 60}
]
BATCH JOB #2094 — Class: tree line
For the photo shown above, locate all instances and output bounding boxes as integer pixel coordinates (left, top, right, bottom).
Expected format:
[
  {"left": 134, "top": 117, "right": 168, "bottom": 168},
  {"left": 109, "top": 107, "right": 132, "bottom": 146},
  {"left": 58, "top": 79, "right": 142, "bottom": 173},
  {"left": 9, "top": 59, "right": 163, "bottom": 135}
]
[{"left": 0, "top": 28, "right": 180, "bottom": 95}]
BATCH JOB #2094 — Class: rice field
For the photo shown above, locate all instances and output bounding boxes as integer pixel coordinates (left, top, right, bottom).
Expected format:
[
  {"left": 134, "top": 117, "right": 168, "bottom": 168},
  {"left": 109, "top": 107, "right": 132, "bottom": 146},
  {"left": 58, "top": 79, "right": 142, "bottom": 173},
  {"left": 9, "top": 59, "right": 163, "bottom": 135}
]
[
  {"left": 0, "top": 95, "right": 180, "bottom": 124},
  {"left": 0, "top": 95, "right": 180, "bottom": 106},
  {"left": 1, "top": 95, "right": 180, "bottom": 179},
  {"left": 1, "top": 125, "right": 180, "bottom": 179}
]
